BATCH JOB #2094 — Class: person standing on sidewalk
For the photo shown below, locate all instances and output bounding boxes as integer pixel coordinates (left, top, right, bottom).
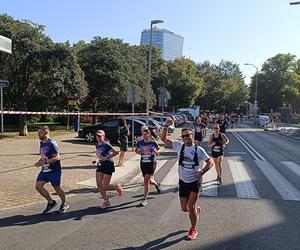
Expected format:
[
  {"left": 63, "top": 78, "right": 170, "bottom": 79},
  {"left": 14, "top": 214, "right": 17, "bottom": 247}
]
[
  {"left": 161, "top": 119, "right": 214, "bottom": 241},
  {"left": 117, "top": 116, "right": 129, "bottom": 167},
  {"left": 94, "top": 130, "right": 123, "bottom": 209},
  {"left": 208, "top": 124, "right": 229, "bottom": 185},
  {"left": 34, "top": 126, "right": 70, "bottom": 214},
  {"left": 135, "top": 126, "right": 161, "bottom": 207}
]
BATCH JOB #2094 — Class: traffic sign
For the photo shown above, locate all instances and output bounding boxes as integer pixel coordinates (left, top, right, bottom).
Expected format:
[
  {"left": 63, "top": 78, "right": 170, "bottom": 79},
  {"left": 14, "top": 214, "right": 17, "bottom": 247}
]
[
  {"left": 0, "top": 35, "right": 12, "bottom": 54},
  {"left": 127, "top": 88, "right": 140, "bottom": 103},
  {"left": 0, "top": 80, "right": 9, "bottom": 88}
]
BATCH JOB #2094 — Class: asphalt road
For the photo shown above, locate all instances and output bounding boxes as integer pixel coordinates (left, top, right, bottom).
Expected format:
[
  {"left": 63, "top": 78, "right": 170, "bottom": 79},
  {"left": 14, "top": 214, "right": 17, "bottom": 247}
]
[{"left": 0, "top": 122, "right": 300, "bottom": 250}]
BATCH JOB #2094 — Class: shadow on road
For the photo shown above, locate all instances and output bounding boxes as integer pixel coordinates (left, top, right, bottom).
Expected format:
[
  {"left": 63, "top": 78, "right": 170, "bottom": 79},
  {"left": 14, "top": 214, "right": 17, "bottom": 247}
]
[
  {"left": 0, "top": 199, "right": 145, "bottom": 227},
  {"left": 116, "top": 230, "right": 187, "bottom": 250}
]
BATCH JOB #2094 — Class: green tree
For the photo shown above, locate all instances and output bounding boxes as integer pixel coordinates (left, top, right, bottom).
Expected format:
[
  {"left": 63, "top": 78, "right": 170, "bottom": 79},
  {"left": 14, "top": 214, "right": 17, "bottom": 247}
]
[
  {"left": 167, "top": 57, "right": 204, "bottom": 110},
  {"left": 0, "top": 15, "right": 87, "bottom": 135}
]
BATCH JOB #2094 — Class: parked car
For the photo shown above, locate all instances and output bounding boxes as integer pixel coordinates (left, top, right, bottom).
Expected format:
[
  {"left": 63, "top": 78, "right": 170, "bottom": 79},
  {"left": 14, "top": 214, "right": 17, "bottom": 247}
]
[
  {"left": 258, "top": 115, "right": 271, "bottom": 127},
  {"left": 134, "top": 117, "right": 162, "bottom": 138},
  {"left": 78, "top": 118, "right": 146, "bottom": 143}
]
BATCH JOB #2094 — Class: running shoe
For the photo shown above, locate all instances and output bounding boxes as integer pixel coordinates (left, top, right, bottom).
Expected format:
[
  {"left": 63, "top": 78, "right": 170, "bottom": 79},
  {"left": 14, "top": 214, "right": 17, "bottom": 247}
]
[
  {"left": 99, "top": 201, "right": 111, "bottom": 209},
  {"left": 116, "top": 184, "right": 123, "bottom": 196},
  {"left": 58, "top": 202, "right": 70, "bottom": 213},
  {"left": 155, "top": 183, "right": 161, "bottom": 194},
  {"left": 186, "top": 228, "right": 198, "bottom": 241},
  {"left": 137, "top": 199, "right": 148, "bottom": 207},
  {"left": 42, "top": 200, "right": 57, "bottom": 214}
]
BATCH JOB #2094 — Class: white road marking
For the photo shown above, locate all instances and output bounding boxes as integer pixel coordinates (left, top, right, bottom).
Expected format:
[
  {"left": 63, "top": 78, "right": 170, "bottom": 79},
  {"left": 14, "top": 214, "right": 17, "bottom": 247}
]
[{"left": 281, "top": 161, "right": 300, "bottom": 177}]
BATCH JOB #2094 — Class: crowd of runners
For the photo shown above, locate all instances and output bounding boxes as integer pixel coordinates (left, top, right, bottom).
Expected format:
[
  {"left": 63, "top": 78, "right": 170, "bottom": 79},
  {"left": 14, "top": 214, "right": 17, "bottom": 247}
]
[{"left": 33, "top": 112, "right": 231, "bottom": 241}]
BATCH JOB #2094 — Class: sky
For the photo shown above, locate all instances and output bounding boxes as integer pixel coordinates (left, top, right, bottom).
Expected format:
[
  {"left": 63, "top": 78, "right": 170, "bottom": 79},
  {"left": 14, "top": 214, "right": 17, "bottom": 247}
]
[{"left": 1, "top": 0, "right": 300, "bottom": 84}]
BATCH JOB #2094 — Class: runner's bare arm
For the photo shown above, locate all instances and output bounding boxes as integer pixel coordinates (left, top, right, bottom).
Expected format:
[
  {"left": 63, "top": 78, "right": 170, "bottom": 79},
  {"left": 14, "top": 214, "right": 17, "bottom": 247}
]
[
  {"left": 161, "top": 119, "right": 174, "bottom": 149},
  {"left": 195, "top": 158, "right": 214, "bottom": 179},
  {"left": 221, "top": 133, "right": 229, "bottom": 146},
  {"left": 207, "top": 135, "right": 215, "bottom": 147}
]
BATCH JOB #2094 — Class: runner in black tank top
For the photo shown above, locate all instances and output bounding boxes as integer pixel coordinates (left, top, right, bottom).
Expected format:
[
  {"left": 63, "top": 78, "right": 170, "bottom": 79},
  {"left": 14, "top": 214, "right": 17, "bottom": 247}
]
[{"left": 208, "top": 124, "right": 229, "bottom": 185}]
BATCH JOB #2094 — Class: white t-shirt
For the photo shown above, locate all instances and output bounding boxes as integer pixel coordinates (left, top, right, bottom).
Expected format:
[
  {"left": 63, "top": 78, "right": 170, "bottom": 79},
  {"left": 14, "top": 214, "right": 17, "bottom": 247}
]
[{"left": 172, "top": 140, "right": 210, "bottom": 183}]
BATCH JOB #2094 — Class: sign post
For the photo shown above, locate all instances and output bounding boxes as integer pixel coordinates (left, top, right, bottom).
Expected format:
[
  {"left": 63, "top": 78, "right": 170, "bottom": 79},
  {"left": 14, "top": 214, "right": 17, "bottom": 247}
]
[
  {"left": 127, "top": 88, "right": 140, "bottom": 151},
  {"left": 0, "top": 80, "right": 9, "bottom": 137}
]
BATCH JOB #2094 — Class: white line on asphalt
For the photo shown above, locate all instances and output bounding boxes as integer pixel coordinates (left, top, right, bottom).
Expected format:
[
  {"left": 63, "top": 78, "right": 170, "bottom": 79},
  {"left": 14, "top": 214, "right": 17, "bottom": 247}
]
[
  {"left": 230, "top": 129, "right": 266, "bottom": 161},
  {"left": 200, "top": 165, "right": 218, "bottom": 197},
  {"left": 281, "top": 161, "right": 300, "bottom": 177},
  {"left": 228, "top": 159, "right": 260, "bottom": 199},
  {"left": 124, "top": 159, "right": 168, "bottom": 192},
  {"left": 160, "top": 161, "right": 179, "bottom": 186},
  {"left": 228, "top": 151, "right": 247, "bottom": 155},
  {"left": 255, "top": 160, "right": 300, "bottom": 201}
]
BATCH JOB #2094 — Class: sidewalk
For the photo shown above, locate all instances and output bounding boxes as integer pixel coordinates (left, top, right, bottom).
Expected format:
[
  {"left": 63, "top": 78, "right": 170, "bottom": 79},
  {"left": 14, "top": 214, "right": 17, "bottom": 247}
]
[{"left": 0, "top": 129, "right": 181, "bottom": 210}]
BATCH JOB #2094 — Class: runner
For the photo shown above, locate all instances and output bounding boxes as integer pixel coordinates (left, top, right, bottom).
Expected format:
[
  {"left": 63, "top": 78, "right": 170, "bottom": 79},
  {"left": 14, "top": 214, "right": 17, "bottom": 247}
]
[
  {"left": 34, "top": 126, "right": 70, "bottom": 214},
  {"left": 208, "top": 124, "right": 230, "bottom": 185},
  {"left": 94, "top": 130, "right": 123, "bottom": 208},
  {"left": 216, "top": 114, "right": 229, "bottom": 134},
  {"left": 193, "top": 116, "right": 207, "bottom": 146},
  {"left": 161, "top": 119, "right": 214, "bottom": 241},
  {"left": 116, "top": 116, "right": 129, "bottom": 167},
  {"left": 135, "top": 126, "right": 161, "bottom": 207}
]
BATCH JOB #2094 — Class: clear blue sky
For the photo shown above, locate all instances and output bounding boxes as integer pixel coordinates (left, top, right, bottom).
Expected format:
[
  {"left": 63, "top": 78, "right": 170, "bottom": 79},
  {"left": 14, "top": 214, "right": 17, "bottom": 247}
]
[{"left": 1, "top": 0, "right": 300, "bottom": 83}]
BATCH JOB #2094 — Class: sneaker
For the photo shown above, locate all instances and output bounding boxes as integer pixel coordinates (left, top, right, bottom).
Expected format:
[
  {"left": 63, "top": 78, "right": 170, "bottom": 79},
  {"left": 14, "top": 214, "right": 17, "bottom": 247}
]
[
  {"left": 218, "top": 177, "right": 222, "bottom": 185},
  {"left": 116, "top": 184, "right": 123, "bottom": 196},
  {"left": 99, "top": 201, "right": 111, "bottom": 209},
  {"left": 58, "top": 202, "right": 70, "bottom": 213},
  {"left": 155, "top": 183, "right": 161, "bottom": 194},
  {"left": 42, "top": 200, "right": 57, "bottom": 214},
  {"left": 137, "top": 199, "right": 148, "bottom": 207},
  {"left": 186, "top": 228, "right": 198, "bottom": 241}
]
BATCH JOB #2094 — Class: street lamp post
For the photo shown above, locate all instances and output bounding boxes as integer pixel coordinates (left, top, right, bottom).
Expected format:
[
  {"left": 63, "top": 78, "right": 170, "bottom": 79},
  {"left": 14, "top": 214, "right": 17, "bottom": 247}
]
[
  {"left": 146, "top": 19, "right": 164, "bottom": 125},
  {"left": 244, "top": 63, "right": 259, "bottom": 113},
  {"left": 290, "top": 1, "right": 300, "bottom": 5}
]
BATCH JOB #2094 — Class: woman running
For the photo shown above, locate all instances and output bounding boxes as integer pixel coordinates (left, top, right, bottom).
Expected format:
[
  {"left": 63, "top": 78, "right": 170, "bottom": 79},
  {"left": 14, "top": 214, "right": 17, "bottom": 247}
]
[
  {"left": 135, "top": 126, "right": 161, "bottom": 207},
  {"left": 94, "top": 130, "right": 123, "bottom": 208},
  {"left": 208, "top": 124, "right": 229, "bottom": 185}
]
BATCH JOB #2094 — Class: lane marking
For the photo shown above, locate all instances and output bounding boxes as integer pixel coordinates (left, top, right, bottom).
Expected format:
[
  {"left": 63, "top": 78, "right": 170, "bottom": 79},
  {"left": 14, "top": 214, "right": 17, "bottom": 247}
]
[
  {"left": 200, "top": 166, "right": 218, "bottom": 197},
  {"left": 161, "top": 161, "right": 179, "bottom": 186},
  {"left": 281, "top": 161, "right": 300, "bottom": 177},
  {"left": 228, "top": 159, "right": 260, "bottom": 199},
  {"left": 255, "top": 160, "right": 300, "bottom": 201}
]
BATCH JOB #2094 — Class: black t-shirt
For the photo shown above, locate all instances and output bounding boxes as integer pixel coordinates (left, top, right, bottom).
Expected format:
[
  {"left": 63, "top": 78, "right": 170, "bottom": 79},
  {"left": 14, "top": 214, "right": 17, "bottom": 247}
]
[{"left": 217, "top": 119, "right": 228, "bottom": 133}]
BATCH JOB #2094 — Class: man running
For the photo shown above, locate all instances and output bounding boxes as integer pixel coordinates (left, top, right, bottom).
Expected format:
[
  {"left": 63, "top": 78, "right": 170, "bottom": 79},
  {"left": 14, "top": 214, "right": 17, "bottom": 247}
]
[
  {"left": 34, "top": 126, "right": 69, "bottom": 214},
  {"left": 161, "top": 119, "right": 214, "bottom": 241},
  {"left": 94, "top": 130, "right": 123, "bottom": 209},
  {"left": 208, "top": 124, "right": 229, "bottom": 184},
  {"left": 193, "top": 116, "right": 207, "bottom": 146}
]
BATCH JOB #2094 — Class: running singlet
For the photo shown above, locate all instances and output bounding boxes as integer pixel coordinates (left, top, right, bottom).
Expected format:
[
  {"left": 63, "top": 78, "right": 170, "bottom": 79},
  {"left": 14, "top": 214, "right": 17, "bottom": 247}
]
[
  {"left": 40, "top": 139, "right": 61, "bottom": 173},
  {"left": 95, "top": 141, "right": 113, "bottom": 161},
  {"left": 212, "top": 133, "right": 224, "bottom": 156},
  {"left": 136, "top": 140, "right": 158, "bottom": 164},
  {"left": 217, "top": 119, "right": 228, "bottom": 133},
  {"left": 194, "top": 123, "right": 206, "bottom": 133}
]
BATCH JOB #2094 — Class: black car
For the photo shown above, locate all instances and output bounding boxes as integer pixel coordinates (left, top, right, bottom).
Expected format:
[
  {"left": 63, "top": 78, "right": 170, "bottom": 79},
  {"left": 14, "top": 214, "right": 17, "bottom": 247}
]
[{"left": 78, "top": 118, "right": 146, "bottom": 143}]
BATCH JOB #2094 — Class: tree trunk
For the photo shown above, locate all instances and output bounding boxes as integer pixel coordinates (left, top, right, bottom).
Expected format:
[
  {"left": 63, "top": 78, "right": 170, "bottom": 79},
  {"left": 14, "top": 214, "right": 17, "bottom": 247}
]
[{"left": 19, "top": 115, "right": 28, "bottom": 136}]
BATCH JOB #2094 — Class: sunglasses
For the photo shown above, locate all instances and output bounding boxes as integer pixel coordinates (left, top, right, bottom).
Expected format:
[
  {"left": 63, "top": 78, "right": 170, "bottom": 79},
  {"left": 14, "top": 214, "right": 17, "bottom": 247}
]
[
  {"left": 142, "top": 130, "right": 150, "bottom": 134},
  {"left": 96, "top": 134, "right": 104, "bottom": 137},
  {"left": 213, "top": 127, "right": 219, "bottom": 130},
  {"left": 181, "top": 133, "right": 192, "bottom": 138}
]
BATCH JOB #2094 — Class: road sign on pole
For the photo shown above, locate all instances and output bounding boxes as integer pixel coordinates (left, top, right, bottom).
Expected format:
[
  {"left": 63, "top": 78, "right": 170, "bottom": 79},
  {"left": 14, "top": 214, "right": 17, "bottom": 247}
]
[
  {"left": 0, "top": 80, "right": 9, "bottom": 137},
  {"left": 0, "top": 35, "right": 12, "bottom": 54}
]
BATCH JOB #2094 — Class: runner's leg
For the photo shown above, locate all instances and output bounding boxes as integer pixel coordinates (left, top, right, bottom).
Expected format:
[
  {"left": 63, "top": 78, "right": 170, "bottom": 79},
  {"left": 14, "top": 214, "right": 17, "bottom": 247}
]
[{"left": 35, "top": 181, "right": 53, "bottom": 203}]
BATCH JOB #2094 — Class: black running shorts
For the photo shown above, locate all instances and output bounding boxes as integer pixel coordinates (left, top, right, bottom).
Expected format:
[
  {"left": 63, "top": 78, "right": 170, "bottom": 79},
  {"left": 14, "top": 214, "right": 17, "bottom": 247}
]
[{"left": 179, "top": 179, "right": 200, "bottom": 198}]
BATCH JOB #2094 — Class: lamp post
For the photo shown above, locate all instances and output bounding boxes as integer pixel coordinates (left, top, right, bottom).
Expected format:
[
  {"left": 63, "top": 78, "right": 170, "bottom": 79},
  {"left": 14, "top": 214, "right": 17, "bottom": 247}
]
[
  {"left": 146, "top": 19, "right": 164, "bottom": 125},
  {"left": 244, "top": 63, "right": 259, "bottom": 113},
  {"left": 290, "top": 1, "right": 300, "bottom": 5}
]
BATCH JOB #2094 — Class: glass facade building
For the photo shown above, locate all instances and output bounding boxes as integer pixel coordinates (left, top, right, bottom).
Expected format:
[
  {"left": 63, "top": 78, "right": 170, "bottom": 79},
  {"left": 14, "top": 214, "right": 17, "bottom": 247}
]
[{"left": 140, "top": 28, "right": 184, "bottom": 60}]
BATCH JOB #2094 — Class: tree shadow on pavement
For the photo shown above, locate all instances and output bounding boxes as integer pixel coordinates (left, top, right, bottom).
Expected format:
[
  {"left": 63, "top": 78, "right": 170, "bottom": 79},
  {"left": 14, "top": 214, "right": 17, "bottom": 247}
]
[
  {"left": 0, "top": 199, "right": 143, "bottom": 228},
  {"left": 116, "top": 230, "right": 187, "bottom": 250}
]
